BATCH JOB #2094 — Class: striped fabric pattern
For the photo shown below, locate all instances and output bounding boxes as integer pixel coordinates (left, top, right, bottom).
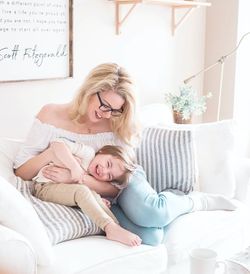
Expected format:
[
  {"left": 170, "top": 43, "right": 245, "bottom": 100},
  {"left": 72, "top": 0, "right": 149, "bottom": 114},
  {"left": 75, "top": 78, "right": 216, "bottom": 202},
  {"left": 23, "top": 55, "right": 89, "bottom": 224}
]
[
  {"left": 16, "top": 180, "right": 101, "bottom": 245},
  {"left": 136, "top": 127, "right": 196, "bottom": 194}
]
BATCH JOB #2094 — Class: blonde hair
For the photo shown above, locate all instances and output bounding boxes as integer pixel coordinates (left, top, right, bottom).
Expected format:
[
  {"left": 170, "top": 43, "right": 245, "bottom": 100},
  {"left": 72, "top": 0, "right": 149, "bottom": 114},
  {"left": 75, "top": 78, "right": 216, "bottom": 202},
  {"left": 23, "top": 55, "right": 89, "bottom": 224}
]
[
  {"left": 69, "top": 63, "right": 140, "bottom": 145},
  {"left": 96, "top": 145, "right": 136, "bottom": 186}
]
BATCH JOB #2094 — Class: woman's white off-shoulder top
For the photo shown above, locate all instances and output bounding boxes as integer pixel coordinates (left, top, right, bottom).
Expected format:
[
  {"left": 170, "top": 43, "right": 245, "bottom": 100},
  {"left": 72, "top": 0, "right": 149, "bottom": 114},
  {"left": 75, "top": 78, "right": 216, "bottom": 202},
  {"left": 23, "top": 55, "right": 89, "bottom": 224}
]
[{"left": 14, "top": 118, "right": 125, "bottom": 169}]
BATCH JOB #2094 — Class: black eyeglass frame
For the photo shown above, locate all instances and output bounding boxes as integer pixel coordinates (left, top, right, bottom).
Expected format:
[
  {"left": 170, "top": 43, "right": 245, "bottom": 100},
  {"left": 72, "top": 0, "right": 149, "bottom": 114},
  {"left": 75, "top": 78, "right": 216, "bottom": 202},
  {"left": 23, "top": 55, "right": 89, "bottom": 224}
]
[{"left": 96, "top": 92, "right": 123, "bottom": 117}]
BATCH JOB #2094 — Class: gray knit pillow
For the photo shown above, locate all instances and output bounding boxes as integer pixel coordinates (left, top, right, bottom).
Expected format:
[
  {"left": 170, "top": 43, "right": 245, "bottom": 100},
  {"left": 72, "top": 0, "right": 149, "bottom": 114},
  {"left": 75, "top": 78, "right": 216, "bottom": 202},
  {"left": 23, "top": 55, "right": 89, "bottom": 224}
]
[
  {"left": 136, "top": 127, "right": 197, "bottom": 194},
  {"left": 16, "top": 180, "right": 102, "bottom": 245}
]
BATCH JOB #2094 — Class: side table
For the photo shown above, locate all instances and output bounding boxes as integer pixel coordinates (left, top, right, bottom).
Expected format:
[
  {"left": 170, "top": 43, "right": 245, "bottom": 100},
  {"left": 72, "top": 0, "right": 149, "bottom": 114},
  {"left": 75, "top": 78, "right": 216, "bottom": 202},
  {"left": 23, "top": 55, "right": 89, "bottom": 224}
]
[{"left": 226, "top": 246, "right": 250, "bottom": 274}]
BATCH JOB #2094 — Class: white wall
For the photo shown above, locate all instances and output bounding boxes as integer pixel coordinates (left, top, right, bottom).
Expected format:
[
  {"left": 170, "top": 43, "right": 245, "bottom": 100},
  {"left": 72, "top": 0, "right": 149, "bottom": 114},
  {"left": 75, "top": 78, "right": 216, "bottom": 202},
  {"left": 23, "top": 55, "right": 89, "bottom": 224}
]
[
  {"left": 203, "top": 0, "right": 239, "bottom": 122},
  {"left": 0, "top": 0, "right": 206, "bottom": 139},
  {"left": 234, "top": 2, "right": 250, "bottom": 157},
  {"left": 203, "top": 0, "right": 250, "bottom": 157}
]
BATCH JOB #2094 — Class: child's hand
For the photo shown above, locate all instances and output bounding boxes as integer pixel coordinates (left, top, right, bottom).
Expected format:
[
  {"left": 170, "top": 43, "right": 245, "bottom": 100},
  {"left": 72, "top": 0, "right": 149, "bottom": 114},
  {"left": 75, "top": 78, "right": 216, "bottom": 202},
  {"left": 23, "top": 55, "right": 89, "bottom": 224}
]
[{"left": 102, "top": 198, "right": 111, "bottom": 208}]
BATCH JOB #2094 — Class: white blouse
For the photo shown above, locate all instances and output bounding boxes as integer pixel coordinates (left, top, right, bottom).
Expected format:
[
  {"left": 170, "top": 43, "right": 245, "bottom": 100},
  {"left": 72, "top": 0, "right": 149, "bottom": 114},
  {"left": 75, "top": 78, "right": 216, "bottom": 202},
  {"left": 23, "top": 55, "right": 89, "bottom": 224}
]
[{"left": 14, "top": 118, "right": 125, "bottom": 169}]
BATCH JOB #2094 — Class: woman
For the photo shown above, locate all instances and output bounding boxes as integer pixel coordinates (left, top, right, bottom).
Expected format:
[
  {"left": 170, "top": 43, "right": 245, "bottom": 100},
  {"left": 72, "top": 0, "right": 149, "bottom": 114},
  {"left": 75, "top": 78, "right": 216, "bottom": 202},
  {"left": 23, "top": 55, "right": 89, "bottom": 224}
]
[
  {"left": 14, "top": 63, "right": 236, "bottom": 246},
  {"left": 14, "top": 63, "right": 142, "bottom": 247}
]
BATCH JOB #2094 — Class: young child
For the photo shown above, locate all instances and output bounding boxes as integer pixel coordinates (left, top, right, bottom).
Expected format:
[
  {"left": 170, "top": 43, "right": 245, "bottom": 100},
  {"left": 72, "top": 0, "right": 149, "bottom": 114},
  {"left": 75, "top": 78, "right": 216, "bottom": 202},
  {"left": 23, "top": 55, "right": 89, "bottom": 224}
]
[{"left": 32, "top": 137, "right": 141, "bottom": 246}]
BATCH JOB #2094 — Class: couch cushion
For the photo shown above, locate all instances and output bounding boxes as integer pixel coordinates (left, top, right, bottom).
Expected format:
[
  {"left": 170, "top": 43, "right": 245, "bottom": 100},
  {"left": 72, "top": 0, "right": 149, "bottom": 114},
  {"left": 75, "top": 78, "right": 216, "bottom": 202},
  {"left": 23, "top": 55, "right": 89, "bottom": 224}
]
[
  {"left": 17, "top": 179, "right": 102, "bottom": 245},
  {"left": 136, "top": 127, "right": 197, "bottom": 193},
  {"left": 38, "top": 236, "right": 167, "bottom": 274}
]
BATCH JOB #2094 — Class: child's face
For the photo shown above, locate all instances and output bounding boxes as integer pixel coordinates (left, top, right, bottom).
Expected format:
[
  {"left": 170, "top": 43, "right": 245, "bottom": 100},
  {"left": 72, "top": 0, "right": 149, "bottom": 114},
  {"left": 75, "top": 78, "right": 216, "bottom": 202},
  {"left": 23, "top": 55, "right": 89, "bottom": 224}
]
[{"left": 88, "top": 154, "right": 125, "bottom": 182}]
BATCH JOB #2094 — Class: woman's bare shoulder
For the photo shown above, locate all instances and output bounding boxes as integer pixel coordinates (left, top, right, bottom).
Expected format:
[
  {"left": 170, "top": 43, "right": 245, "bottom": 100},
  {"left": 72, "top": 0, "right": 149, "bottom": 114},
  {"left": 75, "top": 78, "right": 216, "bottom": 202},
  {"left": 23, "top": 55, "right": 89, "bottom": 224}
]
[{"left": 36, "top": 103, "right": 70, "bottom": 124}]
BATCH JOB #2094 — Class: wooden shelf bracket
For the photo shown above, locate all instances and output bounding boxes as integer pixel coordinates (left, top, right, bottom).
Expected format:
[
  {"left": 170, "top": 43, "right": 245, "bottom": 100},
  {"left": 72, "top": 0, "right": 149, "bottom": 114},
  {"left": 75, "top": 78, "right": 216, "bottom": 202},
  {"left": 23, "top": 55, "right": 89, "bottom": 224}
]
[
  {"left": 113, "top": 0, "right": 211, "bottom": 35},
  {"left": 171, "top": 6, "right": 195, "bottom": 36},
  {"left": 115, "top": 1, "right": 139, "bottom": 35}
]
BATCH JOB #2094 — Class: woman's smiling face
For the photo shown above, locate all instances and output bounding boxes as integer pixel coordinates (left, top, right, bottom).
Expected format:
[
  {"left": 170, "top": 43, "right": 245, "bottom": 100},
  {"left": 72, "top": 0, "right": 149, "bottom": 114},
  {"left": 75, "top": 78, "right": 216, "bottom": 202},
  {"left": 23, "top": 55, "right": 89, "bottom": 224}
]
[{"left": 87, "top": 90, "right": 125, "bottom": 123}]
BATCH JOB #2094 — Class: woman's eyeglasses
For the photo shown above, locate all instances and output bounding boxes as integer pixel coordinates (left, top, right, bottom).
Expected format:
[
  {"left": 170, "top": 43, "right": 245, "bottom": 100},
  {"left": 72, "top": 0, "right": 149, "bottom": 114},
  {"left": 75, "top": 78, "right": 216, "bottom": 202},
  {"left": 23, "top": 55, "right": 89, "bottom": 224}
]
[{"left": 97, "top": 92, "right": 123, "bottom": 117}]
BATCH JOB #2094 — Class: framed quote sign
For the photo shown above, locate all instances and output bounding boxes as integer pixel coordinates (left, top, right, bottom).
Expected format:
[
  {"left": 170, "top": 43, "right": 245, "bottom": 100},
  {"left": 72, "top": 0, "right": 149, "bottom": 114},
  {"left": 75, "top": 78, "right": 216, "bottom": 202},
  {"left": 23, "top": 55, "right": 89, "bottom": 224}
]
[{"left": 0, "top": 0, "right": 73, "bottom": 82}]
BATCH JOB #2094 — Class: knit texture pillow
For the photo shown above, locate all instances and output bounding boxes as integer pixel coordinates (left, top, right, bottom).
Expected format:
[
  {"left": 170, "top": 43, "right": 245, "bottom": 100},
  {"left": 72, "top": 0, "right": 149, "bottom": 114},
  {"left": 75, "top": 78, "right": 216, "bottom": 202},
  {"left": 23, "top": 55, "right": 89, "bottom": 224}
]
[
  {"left": 136, "top": 127, "right": 197, "bottom": 194},
  {"left": 16, "top": 180, "right": 102, "bottom": 245}
]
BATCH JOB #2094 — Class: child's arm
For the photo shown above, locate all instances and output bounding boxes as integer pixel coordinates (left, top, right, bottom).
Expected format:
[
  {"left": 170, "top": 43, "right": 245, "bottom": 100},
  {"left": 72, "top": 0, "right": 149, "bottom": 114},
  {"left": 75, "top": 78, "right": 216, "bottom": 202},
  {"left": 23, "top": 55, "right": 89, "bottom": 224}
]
[
  {"left": 82, "top": 174, "right": 119, "bottom": 198},
  {"left": 40, "top": 165, "right": 119, "bottom": 197},
  {"left": 50, "top": 141, "right": 84, "bottom": 183}
]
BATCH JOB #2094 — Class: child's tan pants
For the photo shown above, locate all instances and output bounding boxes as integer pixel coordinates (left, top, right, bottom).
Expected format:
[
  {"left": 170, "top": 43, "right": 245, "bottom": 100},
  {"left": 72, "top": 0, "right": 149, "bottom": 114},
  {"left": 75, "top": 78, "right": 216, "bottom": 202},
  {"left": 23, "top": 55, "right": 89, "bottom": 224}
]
[{"left": 34, "top": 183, "right": 118, "bottom": 230}]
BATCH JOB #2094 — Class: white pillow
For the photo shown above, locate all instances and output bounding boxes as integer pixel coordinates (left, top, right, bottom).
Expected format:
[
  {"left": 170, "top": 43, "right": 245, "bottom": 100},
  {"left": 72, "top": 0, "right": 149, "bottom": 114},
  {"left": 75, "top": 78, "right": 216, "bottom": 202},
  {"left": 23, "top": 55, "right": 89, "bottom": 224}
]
[
  {"left": 172, "top": 120, "right": 235, "bottom": 197},
  {"left": 0, "top": 138, "right": 22, "bottom": 186},
  {"left": 138, "top": 107, "right": 236, "bottom": 198},
  {"left": 0, "top": 177, "right": 54, "bottom": 266},
  {"left": 194, "top": 120, "right": 236, "bottom": 198},
  {"left": 136, "top": 127, "right": 197, "bottom": 193},
  {"left": 17, "top": 179, "right": 102, "bottom": 245},
  {"left": 0, "top": 139, "right": 54, "bottom": 267}
]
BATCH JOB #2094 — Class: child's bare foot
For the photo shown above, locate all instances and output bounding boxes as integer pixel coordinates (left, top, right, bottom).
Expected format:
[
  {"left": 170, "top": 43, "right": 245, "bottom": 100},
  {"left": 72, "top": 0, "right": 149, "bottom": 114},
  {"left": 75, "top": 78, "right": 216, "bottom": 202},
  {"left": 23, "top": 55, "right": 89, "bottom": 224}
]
[{"left": 105, "top": 222, "right": 142, "bottom": 247}]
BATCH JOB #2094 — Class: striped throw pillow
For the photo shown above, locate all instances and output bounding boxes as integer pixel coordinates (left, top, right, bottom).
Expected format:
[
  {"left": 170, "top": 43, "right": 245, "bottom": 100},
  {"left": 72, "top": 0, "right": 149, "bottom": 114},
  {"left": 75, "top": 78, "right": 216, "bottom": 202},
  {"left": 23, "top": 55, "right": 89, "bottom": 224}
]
[
  {"left": 136, "top": 127, "right": 196, "bottom": 194},
  {"left": 16, "top": 180, "right": 102, "bottom": 245}
]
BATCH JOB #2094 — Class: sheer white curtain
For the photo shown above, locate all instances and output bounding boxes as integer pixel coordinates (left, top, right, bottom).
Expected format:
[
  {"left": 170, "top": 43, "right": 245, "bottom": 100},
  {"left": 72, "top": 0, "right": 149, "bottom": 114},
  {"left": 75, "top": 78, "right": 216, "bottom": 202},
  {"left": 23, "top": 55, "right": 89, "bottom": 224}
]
[{"left": 233, "top": 2, "right": 250, "bottom": 158}]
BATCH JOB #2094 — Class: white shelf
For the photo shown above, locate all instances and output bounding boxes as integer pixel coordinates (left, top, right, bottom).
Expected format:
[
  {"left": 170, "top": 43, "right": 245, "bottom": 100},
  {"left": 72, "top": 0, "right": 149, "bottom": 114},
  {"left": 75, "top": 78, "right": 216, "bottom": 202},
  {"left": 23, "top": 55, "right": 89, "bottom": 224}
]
[{"left": 112, "top": 0, "right": 211, "bottom": 35}]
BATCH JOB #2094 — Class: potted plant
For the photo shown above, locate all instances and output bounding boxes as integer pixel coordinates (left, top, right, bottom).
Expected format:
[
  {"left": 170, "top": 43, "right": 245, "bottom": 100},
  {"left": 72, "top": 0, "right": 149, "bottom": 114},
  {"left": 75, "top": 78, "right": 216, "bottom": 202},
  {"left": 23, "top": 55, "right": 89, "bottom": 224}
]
[{"left": 165, "top": 85, "right": 212, "bottom": 124}]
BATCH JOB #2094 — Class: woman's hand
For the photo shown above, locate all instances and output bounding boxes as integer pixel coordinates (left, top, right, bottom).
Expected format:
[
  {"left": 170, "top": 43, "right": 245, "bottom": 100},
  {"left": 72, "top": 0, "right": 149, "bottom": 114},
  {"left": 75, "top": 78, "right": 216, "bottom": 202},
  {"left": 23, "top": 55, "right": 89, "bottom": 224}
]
[{"left": 42, "top": 164, "right": 74, "bottom": 184}]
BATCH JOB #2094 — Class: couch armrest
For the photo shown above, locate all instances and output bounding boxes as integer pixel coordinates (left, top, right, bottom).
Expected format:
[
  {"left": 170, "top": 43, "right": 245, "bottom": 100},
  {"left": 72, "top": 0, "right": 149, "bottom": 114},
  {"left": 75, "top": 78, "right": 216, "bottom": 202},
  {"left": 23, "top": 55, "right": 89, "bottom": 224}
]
[
  {"left": 0, "top": 176, "right": 54, "bottom": 266},
  {"left": 0, "top": 224, "right": 36, "bottom": 273},
  {"left": 234, "top": 157, "right": 250, "bottom": 202}
]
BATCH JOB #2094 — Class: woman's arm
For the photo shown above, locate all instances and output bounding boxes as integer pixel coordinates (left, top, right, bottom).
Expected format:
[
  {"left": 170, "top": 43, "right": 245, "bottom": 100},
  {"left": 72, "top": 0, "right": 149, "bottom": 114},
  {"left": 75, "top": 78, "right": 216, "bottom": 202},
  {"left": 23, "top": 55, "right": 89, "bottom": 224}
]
[
  {"left": 14, "top": 105, "right": 57, "bottom": 181},
  {"left": 15, "top": 148, "right": 53, "bottom": 180}
]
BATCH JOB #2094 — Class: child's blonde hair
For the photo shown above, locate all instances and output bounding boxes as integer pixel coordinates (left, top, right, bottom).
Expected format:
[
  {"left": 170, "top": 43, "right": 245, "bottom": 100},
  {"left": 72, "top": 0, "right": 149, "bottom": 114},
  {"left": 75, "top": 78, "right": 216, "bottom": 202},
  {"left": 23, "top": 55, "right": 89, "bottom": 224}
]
[
  {"left": 96, "top": 145, "right": 136, "bottom": 186},
  {"left": 69, "top": 63, "right": 140, "bottom": 145}
]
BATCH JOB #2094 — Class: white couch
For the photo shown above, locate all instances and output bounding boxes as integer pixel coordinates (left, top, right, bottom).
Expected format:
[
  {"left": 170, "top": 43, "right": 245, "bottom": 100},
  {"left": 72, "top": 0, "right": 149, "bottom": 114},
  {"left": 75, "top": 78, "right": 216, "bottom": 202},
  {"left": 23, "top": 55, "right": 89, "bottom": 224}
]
[{"left": 0, "top": 104, "right": 250, "bottom": 274}]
